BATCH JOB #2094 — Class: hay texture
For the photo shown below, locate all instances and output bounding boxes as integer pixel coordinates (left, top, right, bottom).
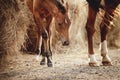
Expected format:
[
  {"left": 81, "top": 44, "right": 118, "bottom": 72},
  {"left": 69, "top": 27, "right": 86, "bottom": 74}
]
[{"left": 0, "top": 0, "right": 34, "bottom": 66}]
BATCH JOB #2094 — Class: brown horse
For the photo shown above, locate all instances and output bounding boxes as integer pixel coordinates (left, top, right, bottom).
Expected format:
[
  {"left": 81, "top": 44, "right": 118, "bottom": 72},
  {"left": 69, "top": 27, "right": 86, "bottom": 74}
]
[
  {"left": 86, "top": 0, "right": 120, "bottom": 66},
  {"left": 25, "top": 0, "right": 71, "bottom": 67}
]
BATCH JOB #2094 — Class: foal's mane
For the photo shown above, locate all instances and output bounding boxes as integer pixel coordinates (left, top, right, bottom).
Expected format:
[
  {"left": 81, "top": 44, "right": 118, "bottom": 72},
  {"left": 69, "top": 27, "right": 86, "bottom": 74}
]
[{"left": 53, "top": 0, "right": 66, "bottom": 14}]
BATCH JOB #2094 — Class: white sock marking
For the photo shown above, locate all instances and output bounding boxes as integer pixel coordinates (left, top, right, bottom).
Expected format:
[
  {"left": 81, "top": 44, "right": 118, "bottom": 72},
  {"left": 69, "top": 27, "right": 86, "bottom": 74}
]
[
  {"left": 101, "top": 40, "right": 111, "bottom": 62},
  {"left": 89, "top": 54, "right": 97, "bottom": 63},
  {"left": 101, "top": 40, "right": 108, "bottom": 55}
]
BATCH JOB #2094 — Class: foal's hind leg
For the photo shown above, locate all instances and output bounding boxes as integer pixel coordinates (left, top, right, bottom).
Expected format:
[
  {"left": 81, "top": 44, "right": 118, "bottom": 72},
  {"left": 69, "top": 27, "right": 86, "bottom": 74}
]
[
  {"left": 86, "top": 7, "right": 99, "bottom": 67},
  {"left": 100, "top": 6, "right": 118, "bottom": 66}
]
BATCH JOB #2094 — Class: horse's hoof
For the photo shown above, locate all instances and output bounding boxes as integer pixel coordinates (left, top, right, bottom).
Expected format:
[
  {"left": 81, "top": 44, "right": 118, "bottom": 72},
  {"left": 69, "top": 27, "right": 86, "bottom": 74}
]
[
  {"left": 102, "top": 61, "right": 112, "bottom": 66},
  {"left": 40, "top": 62, "right": 45, "bottom": 65},
  {"left": 47, "top": 63, "right": 53, "bottom": 67},
  {"left": 40, "top": 59, "right": 45, "bottom": 65},
  {"left": 89, "top": 62, "right": 99, "bottom": 67}
]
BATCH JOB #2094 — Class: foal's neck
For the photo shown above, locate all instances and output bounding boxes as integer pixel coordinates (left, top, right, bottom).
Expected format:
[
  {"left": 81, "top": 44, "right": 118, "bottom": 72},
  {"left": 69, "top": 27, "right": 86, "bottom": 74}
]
[{"left": 43, "top": 0, "right": 64, "bottom": 17}]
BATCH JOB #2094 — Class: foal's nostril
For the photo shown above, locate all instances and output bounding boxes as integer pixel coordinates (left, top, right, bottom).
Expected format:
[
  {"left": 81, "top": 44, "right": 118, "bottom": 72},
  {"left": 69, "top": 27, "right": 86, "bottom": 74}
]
[{"left": 63, "top": 41, "right": 69, "bottom": 46}]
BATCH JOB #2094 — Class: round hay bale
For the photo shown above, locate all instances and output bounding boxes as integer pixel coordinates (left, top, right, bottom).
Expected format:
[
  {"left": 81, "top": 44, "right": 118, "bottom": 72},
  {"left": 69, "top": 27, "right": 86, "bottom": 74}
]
[{"left": 0, "top": 0, "right": 34, "bottom": 67}]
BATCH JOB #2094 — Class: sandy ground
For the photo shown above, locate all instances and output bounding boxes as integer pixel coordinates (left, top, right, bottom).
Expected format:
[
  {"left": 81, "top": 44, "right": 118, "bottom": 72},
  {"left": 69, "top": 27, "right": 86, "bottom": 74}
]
[{"left": 0, "top": 44, "right": 120, "bottom": 80}]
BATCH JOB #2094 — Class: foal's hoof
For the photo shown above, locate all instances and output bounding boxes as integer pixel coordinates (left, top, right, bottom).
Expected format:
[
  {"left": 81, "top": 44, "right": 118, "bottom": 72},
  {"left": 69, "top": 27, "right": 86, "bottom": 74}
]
[
  {"left": 47, "top": 63, "right": 53, "bottom": 67},
  {"left": 102, "top": 61, "right": 112, "bottom": 66},
  {"left": 89, "top": 62, "right": 99, "bottom": 67},
  {"left": 40, "top": 59, "right": 45, "bottom": 65},
  {"left": 40, "top": 62, "right": 45, "bottom": 65}
]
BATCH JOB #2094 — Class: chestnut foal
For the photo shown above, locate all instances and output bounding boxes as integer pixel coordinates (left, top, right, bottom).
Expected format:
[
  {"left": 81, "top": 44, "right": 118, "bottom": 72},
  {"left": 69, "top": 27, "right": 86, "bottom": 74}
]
[{"left": 25, "top": 0, "right": 71, "bottom": 67}]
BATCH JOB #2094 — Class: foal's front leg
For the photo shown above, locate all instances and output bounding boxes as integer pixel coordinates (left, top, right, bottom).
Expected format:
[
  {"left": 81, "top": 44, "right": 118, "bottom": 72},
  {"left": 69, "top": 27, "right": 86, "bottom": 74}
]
[
  {"left": 40, "top": 15, "right": 53, "bottom": 67},
  {"left": 40, "top": 40, "right": 46, "bottom": 65},
  {"left": 41, "top": 31, "right": 53, "bottom": 67}
]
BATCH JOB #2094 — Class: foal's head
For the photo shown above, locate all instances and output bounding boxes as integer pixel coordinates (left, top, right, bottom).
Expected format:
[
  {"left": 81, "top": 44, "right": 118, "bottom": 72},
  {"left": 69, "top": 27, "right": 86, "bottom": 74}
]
[{"left": 55, "top": 2, "right": 71, "bottom": 46}]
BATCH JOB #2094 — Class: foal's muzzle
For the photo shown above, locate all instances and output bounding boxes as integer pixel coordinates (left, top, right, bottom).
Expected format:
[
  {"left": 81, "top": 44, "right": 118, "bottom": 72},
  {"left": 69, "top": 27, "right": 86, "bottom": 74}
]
[
  {"left": 62, "top": 41, "right": 69, "bottom": 46},
  {"left": 60, "top": 34, "right": 69, "bottom": 46}
]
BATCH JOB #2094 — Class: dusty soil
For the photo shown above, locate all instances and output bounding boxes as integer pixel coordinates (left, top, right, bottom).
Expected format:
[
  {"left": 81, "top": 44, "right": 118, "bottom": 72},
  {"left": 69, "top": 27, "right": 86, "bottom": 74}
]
[
  {"left": 0, "top": 0, "right": 120, "bottom": 80},
  {"left": 0, "top": 44, "right": 120, "bottom": 80}
]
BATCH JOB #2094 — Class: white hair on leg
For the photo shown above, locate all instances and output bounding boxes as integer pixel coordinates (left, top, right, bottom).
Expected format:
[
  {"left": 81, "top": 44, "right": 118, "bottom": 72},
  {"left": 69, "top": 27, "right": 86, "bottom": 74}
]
[
  {"left": 89, "top": 54, "right": 97, "bottom": 63},
  {"left": 101, "top": 40, "right": 108, "bottom": 56},
  {"left": 89, "top": 54, "right": 99, "bottom": 66},
  {"left": 36, "top": 36, "right": 42, "bottom": 61},
  {"left": 101, "top": 40, "right": 112, "bottom": 65}
]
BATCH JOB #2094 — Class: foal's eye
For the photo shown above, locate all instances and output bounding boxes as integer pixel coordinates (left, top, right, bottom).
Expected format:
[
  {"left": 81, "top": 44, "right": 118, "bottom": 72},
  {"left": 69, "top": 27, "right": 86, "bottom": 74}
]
[{"left": 58, "top": 23, "right": 62, "bottom": 26}]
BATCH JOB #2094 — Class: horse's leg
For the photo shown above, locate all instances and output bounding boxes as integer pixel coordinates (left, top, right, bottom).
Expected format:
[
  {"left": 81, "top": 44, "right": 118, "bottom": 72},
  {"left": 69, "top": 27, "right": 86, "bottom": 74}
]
[
  {"left": 100, "top": 5, "right": 118, "bottom": 66},
  {"left": 35, "top": 31, "right": 43, "bottom": 61},
  {"left": 42, "top": 29, "right": 52, "bottom": 67},
  {"left": 33, "top": 0, "right": 46, "bottom": 62},
  {"left": 40, "top": 39, "right": 46, "bottom": 65},
  {"left": 45, "top": 15, "right": 53, "bottom": 67},
  {"left": 41, "top": 15, "right": 53, "bottom": 67},
  {"left": 86, "top": 7, "right": 99, "bottom": 67}
]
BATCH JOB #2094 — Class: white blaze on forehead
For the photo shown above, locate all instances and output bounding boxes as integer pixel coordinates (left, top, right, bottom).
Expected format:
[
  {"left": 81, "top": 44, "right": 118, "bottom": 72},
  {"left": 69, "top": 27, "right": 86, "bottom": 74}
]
[
  {"left": 89, "top": 54, "right": 97, "bottom": 63},
  {"left": 101, "top": 40, "right": 108, "bottom": 55}
]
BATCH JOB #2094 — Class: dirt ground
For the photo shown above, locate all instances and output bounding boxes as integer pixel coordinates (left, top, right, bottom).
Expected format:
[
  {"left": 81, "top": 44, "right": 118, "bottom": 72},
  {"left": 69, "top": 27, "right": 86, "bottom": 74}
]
[
  {"left": 0, "top": 43, "right": 120, "bottom": 80},
  {"left": 0, "top": 0, "right": 120, "bottom": 80}
]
